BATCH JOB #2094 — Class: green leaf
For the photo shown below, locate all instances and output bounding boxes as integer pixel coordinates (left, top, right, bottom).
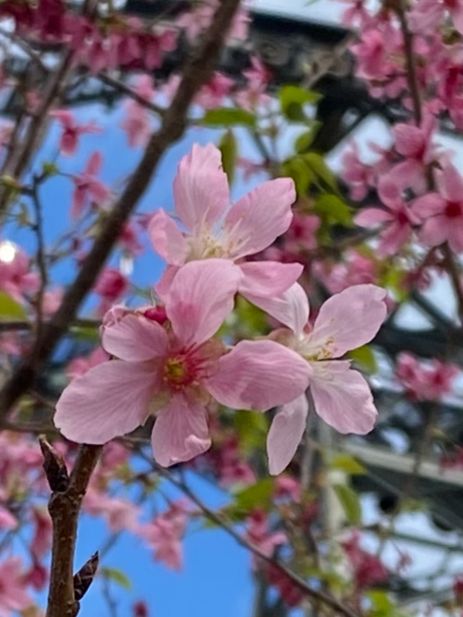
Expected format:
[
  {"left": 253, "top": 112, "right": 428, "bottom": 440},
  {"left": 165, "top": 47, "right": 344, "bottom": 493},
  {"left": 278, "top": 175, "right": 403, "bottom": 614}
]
[
  {"left": 0, "top": 292, "right": 26, "bottom": 320},
  {"left": 279, "top": 85, "right": 321, "bottom": 122},
  {"left": 70, "top": 326, "right": 99, "bottom": 342},
  {"left": 219, "top": 130, "right": 237, "bottom": 184},
  {"left": 232, "top": 477, "right": 275, "bottom": 512},
  {"left": 349, "top": 345, "right": 377, "bottom": 374},
  {"left": 100, "top": 567, "right": 131, "bottom": 590},
  {"left": 282, "top": 157, "right": 314, "bottom": 195},
  {"left": 233, "top": 408, "right": 268, "bottom": 453},
  {"left": 333, "top": 483, "right": 362, "bottom": 525},
  {"left": 313, "top": 194, "right": 353, "bottom": 227},
  {"left": 303, "top": 153, "right": 338, "bottom": 192},
  {"left": 330, "top": 453, "right": 366, "bottom": 475},
  {"left": 294, "top": 122, "right": 321, "bottom": 153},
  {"left": 201, "top": 108, "right": 256, "bottom": 127}
]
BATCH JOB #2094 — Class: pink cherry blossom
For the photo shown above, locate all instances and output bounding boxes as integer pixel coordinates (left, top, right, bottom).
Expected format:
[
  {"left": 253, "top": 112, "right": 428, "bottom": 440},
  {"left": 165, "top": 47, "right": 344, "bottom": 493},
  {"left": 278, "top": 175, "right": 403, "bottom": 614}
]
[
  {"left": 149, "top": 143, "right": 301, "bottom": 304},
  {"left": 50, "top": 109, "right": 100, "bottom": 156},
  {"left": 235, "top": 57, "right": 272, "bottom": 110},
  {"left": 71, "top": 151, "right": 110, "bottom": 219},
  {"left": 412, "top": 164, "right": 463, "bottom": 252},
  {"left": 342, "top": 532, "right": 388, "bottom": 590},
  {"left": 139, "top": 502, "right": 188, "bottom": 570},
  {"left": 195, "top": 72, "right": 234, "bottom": 109},
  {"left": 85, "top": 489, "right": 139, "bottom": 532},
  {"left": 121, "top": 76, "right": 155, "bottom": 148},
  {"left": 0, "top": 557, "right": 31, "bottom": 617},
  {"left": 94, "top": 267, "right": 129, "bottom": 314},
  {"left": 246, "top": 510, "right": 286, "bottom": 558},
  {"left": 0, "top": 241, "right": 39, "bottom": 302},
  {"left": 54, "top": 260, "right": 310, "bottom": 467},
  {"left": 396, "top": 351, "right": 459, "bottom": 401},
  {"left": 355, "top": 176, "right": 420, "bottom": 256},
  {"left": 66, "top": 346, "right": 109, "bottom": 380},
  {"left": 409, "top": 0, "right": 463, "bottom": 35},
  {"left": 257, "top": 283, "right": 387, "bottom": 474}
]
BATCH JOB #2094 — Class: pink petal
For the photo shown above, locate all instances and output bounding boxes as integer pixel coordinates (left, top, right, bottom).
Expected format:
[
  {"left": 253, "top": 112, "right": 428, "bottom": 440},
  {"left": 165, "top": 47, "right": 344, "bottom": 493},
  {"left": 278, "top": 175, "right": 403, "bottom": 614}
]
[
  {"left": 102, "top": 313, "right": 169, "bottom": 361},
  {"left": 173, "top": 143, "right": 229, "bottom": 229},
  {"left": 205, "top": 340, "right": 310, "bottom": 411},
  {"left": 267, "top": 394, "right": 308, "bottom": 475},
  {"left": 239, "top": 261, "right": 303, "bottom": 297},
  {"left": 378, "top": 221, "right": 412, "bottom": 256},
  {"left": 310, "top": 361, "right": 378, "bottom": 434},
  {"left": 155, "top": 265, "right": 179, "bottom": 302},
  {"left": 225, "top": 178, "right": 295, "bottom": 258},
  {"left": 354, "top": 208, "right": 393, "bottom": 227},
  {"left": 55, "top": 360, "right": 158, "bottom": 444},
  {"left": 166, "top": 259, "right": 241, "bottom": 346},
  {"left": 411, "top": 193, "right": 445, "bottom": 218},
  {"left": 86, "top": 151, "right": 102, "bottom": 176},
  {"left": 393, "top": 123, "right": 424, "bottom": 157},
  {"left": 243, "top": 283, "right": 309, "bottom": 335},
  {"left": 309, "top": 284, "right": 387, "bottom": 357},
  {"left": 149, "top": 209, "right": 188, "bottom": 266},
  {"left": 451, "top": 4, "right": 463, "bottom": 34},
  {"left": 420, "top": 215, "right": 451, "bottom": 247},
  {"left": 151, "top": 394, "right": 211, "bottom": 466},
  {"left": 438, "top": 164, "right": 463, "bottom": 202}
]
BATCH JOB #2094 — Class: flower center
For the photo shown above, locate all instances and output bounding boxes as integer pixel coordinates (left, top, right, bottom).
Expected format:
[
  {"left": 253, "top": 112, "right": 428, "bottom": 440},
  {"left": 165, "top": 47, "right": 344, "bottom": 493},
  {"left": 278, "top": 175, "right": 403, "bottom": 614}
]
[
  {"left": 445, "top": 200, "right": 462, "bottom": 218},
  {"left": 163, "top": 356, "right": 192, "bottom": 388}
]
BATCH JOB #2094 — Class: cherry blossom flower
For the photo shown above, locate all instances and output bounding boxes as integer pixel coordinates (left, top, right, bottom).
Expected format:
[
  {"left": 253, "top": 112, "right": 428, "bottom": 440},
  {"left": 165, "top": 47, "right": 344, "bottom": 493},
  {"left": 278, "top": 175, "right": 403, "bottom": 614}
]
[
  {"left": 54, "top": 260, "right": 310, "bottom": 467},
  {"left": 50, "top": 109, "right": 100, "bottom": 156},
  {"left": 0, "top": 241, "right": 39, "bottom": 302},
  {"left": 139, "top": 502, "right": 188, "bottom": 570},
  {"left": 409, "top": 0, "right": 463, "bottom": 35},
  {"left": 71, "top": 152, "right": 110, "bottom": 218},
  {"left": 121, "top": 76, "right": 155, "bottom": 148},
  {"left": 66, "top": 346, "right": 109, "bottom": 380},
  {"left": 85, "top": 489, "right": 139, "bottom": 532},
  {"left": 0, "top": 557, "right": 31, "bottom": 616},
  {"left": 412, "top": 164, "right": 463, "bottom": 252},
  {"left": 94, "top": 267, "right": 129, "bottom": 314},
  {"left": 246, "top": 510, "right": 286, "bottom": 558},
  {"left": 355, "top": 176, "right": 420, "bottom": 256},
  {"left": 258, "top": 283, "right": 387, "bottom": 474},
  {"left": 149, "top": 143, "right": 302, "bottom": 302},
  {"left": 195, "top": 72, "right": 234, "bottom": 109},
  {"left": 396, "top": 351, "right": 459, "bottom": 401},
  {"left": 235, "top": 57, "right": 272, "bottom": 110},
  {"left": 342, "top": 532, "right": 388, "bottom": 590}
]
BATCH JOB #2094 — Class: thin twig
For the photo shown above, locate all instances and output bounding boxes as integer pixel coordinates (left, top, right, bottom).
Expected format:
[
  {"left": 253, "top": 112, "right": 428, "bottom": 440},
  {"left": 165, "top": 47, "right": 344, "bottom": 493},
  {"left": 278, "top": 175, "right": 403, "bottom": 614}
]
[{"left": 147, "top": 458, "right": 362, "bottom": 617}]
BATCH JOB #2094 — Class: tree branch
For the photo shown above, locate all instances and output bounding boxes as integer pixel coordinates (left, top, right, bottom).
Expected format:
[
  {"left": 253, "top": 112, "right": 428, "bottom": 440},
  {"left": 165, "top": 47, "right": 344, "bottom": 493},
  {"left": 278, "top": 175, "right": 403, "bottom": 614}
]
[
  {"left": 150, "top": 460, "right": 362, "bottom": 617},
  {"left": 0, "top": 0, "right": 242, "bottom": 416},
  {"left": 41, "top": 440, "right": 102, "bottom": 617}
]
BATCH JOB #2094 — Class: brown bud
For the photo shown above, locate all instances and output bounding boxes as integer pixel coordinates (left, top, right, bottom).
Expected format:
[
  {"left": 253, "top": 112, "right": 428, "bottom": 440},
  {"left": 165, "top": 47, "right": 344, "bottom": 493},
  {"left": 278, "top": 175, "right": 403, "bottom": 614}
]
[
  {"left": 74, "top": 552, "right": 99, "bottom": 602},
  {"left": 39, "top": 437, "right": 69, "bottom": 492}
]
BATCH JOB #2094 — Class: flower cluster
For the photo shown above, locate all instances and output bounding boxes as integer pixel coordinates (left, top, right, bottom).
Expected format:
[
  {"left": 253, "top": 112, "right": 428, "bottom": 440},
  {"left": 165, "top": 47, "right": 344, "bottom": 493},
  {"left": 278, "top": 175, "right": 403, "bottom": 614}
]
[{"left": 54, "top": 144, "right": 387, "bottom": 471}]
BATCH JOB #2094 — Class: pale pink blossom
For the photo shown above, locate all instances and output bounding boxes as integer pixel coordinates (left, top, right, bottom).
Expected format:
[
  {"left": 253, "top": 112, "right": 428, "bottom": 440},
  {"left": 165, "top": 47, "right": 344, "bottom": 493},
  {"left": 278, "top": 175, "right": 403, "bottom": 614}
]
[
  {"left": 246, "top": 510, "right": 286, "bottom": 558},
  {"left": 71, "top": 152, "right": 110, "bottom": 218},
  {"left": 0, "top": 557, "right": 31, "bottom": 616},
  {"left": 94, "top": 267, "right": 129, "bottom": 313},
  {"left": 355, "top": 176, "right": 420, "bottom": 256},
  {"left": 85, "top": 489, "right": 139, "bottom": 532},
  {"left": 412, "top": 164, "right": 463, "bottom": 252},
  {"left": 54, "top": 260, "right": 310, "bottom": 466},
  {"left": 0, "top": 242, "right": 39, "bottom": 302},
  {"left": 66, "top": 346, "right": 109, "bottom": 380},
  {"left": 50, "top": 109, "right": 100, "bottom": 156},
  {"left": 121, "top": 76, "right": 155, "bottom": 148},
  {"left": 396, "top": 351, "right": 459, "bottom": 401},
  {"left": 139, "top": 502, "right": 188, "bottom": 570},
  {"left": 235, "top": 57, "right": 272, "bottom": 110},
  {"left": 149, "top": 144, "right": 301, "bottom": 303},
  {"left": 284, "top": 213, "right": 320, "bottom": 253},
  {"left": 196, "top": 72, "right": 234, "bottom": 109},
  {"left": 259, "top": 283, "right": 387, "bottom": 474},
  {"left": 409, "top": 0, "right": 463, "bottom": 35}
]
